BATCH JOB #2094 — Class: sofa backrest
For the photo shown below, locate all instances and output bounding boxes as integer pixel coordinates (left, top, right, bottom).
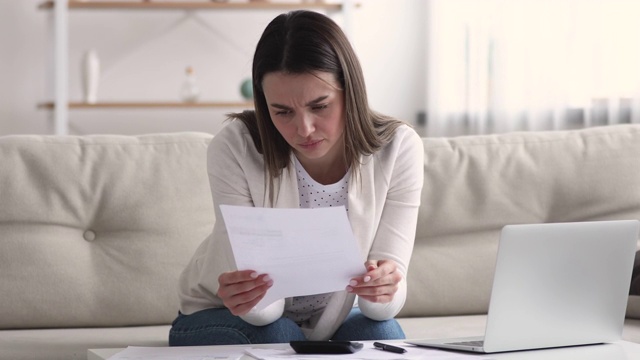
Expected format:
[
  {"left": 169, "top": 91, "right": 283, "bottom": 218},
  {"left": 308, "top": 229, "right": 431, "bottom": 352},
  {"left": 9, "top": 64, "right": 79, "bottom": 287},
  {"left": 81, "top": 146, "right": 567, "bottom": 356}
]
[
  {"left": 0, "top": 133, "right": 214, "bottom": 329},
  {"left": 398, "top": 124, "right": 640, "bottom": 318},
  {"left": 3, "top": 126, "right": 639, "bottom": 329}
]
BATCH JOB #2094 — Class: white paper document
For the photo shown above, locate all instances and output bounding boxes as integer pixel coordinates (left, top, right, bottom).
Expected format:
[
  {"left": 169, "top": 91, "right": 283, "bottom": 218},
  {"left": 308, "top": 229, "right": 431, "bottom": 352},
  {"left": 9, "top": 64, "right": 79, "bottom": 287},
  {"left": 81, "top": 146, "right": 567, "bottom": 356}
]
[
  {"left": 106, "top": 345, "right": 243, "bottom": 359},
  {"left": 219, "top": 205, "right": 364, "bottom": 310},
  {"left": 106, "top": 344, "right": 488, "bottom": 360},
  {"left": 244, "top": 345, "right": 489, "bottom": 360}
]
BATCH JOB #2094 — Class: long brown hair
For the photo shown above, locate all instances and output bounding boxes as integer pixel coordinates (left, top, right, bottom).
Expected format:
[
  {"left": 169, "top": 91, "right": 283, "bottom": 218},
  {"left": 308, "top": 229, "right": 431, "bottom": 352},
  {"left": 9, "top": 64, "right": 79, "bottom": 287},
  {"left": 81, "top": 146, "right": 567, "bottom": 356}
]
[{"left": 229, "top": 10, "right": 404, "bottom": 204}]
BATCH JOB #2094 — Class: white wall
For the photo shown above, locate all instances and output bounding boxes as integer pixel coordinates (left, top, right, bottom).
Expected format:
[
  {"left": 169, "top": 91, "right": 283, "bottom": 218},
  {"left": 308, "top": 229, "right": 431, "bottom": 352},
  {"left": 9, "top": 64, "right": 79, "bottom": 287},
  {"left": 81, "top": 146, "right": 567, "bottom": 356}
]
[{"left": 0, "top": 0, "right": 426, "bottom": 136}]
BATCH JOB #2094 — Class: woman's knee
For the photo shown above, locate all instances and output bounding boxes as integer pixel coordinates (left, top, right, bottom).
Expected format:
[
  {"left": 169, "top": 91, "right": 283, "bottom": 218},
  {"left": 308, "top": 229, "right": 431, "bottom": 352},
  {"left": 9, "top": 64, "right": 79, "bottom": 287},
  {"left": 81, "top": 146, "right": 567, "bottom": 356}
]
[
  {"left": 169, "top": 309, "right": 251, "bottom": 346},
  {"left": 169, "top": 308, "right": 305, "bottom": 346},
  {"left": 332, "top": 310, "right": 405, "bottom": 341},
  {"left": 169, "top": 325, "right": 251, "bottom": 346}
]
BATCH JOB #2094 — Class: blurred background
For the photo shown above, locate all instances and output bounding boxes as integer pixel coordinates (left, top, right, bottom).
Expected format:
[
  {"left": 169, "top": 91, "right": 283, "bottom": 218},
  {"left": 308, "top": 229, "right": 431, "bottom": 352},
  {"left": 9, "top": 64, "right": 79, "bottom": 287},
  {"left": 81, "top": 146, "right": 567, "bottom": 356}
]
[{"left": 1, "top": 0, "right": 639, "bottom": 137}]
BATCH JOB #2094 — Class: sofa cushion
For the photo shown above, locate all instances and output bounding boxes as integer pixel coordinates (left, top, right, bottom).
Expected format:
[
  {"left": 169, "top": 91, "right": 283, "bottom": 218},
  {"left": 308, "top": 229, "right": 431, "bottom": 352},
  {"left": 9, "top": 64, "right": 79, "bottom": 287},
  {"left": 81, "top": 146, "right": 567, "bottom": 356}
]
[
  {"left": 399, "top": 124, "right": 640, "bottom": 318},
  {"left": 0, "top": 133, "right": 214, "bottom": 329}
]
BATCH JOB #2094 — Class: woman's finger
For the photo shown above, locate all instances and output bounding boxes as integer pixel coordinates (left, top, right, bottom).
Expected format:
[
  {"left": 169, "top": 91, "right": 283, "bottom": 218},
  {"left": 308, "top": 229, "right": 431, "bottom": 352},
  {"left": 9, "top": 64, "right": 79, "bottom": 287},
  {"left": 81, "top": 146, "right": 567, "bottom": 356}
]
[
  {"left": 345, "top": 262, "right": 403, "bottom": 304},
  {"left": 217, "top": 271, "right": 273, "bottom": 313},
  {"left": 218, "top": 270, "right": 258, "bottom": 286},
  {"left": 349, "top": 281, "right": 399, "bottom": 303},
  {"left": 226, "top": 280, "right": 272, "bottom": 315},
  {"left": 352, "top": 259, "right": 398, "bottom": 285}
]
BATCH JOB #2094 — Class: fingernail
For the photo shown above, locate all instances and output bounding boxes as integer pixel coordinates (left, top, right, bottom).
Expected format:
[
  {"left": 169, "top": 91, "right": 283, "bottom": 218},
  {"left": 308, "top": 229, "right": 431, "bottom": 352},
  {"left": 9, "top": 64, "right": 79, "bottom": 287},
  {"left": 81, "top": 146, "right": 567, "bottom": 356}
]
[
  {"left": 363, "top": 276, "right": 371, "bottom": 282},
  {"left": 346, "top": 286, "right": 353, "bottom": 292},
  {"left": 266, "top": 280, "right": 274, "bottom": 287},
  {"left": 349, "top": 280, "right": 358, "bottom": 286},
  {"left": 263, "top": 275, "right": 271, "bottom": 282},
  {"left": 250, "top": 272, "right": 258, "bottom": 279}
]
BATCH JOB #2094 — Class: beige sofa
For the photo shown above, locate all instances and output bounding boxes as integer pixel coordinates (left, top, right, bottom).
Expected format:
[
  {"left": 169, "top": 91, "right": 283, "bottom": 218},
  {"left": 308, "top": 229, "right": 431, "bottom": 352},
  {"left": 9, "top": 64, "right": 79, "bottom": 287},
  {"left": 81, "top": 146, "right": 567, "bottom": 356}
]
[{"left": 1, "top": 124, "right": 639, "bottom": 359}]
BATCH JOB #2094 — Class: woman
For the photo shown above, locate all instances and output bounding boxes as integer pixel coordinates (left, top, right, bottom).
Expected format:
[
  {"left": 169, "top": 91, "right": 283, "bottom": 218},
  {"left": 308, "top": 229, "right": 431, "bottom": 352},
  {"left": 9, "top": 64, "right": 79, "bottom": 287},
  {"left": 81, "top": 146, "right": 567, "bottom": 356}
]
[{"left": 170, "top": 10, "right": 423, "bottom": 345}]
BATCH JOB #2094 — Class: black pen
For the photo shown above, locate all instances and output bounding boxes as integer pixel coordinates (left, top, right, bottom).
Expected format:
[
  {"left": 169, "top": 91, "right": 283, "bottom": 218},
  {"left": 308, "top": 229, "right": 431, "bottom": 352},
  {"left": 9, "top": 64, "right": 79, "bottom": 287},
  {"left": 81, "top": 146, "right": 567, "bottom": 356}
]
[{"left": 373, "top": 342, "right": 407, "bottom": 354}]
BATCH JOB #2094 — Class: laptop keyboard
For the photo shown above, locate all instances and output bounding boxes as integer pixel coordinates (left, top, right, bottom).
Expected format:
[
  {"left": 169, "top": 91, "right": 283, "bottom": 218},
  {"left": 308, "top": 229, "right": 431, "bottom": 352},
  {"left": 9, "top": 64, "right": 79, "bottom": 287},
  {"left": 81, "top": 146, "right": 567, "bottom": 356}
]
[{"left": 446, "top": 340, "right": 484, "bottom": 347}]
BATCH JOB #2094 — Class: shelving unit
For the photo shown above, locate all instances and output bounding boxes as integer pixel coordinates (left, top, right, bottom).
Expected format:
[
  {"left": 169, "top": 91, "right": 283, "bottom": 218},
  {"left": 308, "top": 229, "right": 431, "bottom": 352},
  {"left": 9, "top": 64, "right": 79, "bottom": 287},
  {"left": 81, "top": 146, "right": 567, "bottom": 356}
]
[
  {"left": 38, "top": 0, "right": 355, "bottom": 135},
  {"left": 37, "top": 101, "right": 253, "bottom": 109},
  {"left": 38, "top": 1, "right": 343, "bottom": 10}
]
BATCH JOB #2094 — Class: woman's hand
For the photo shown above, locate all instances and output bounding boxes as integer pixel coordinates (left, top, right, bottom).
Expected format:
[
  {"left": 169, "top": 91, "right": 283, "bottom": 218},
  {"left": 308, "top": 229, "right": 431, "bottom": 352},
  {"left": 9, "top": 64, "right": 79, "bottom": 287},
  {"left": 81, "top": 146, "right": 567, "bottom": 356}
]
[
  {"left": 217, "top": 270, "right": 273, "bottom": 316},
  {"left": 345, "top": 260, "right": 402, "bottom": 303}
]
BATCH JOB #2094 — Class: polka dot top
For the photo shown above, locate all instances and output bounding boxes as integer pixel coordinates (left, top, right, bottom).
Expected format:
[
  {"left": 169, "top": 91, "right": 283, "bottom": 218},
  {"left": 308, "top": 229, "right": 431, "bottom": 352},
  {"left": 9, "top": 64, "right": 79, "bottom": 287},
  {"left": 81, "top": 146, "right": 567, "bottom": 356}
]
[
  {"left": 294, "top": 156, "right": 349, "bottom": 210},
  {"left": 282, "top": 156, "right": 349, "bottom": 326}
]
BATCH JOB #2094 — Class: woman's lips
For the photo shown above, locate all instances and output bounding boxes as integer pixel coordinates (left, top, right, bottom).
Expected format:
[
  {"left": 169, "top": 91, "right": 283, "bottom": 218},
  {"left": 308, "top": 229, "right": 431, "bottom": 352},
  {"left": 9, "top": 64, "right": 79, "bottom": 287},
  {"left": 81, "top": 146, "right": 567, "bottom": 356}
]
[{"left": 299, "top": 139, "right": 323, "bottom": 149}]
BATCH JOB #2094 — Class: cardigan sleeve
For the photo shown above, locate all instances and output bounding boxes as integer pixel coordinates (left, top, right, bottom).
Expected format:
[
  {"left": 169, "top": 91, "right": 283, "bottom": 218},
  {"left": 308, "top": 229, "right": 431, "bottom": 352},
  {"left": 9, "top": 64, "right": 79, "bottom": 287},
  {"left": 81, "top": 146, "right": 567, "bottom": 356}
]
[
  {"left": 178, "top": 121, "right": 285, "bottom": 322},
  {"left": 358, "top": 126, "right": 424, "bottom": 320}
]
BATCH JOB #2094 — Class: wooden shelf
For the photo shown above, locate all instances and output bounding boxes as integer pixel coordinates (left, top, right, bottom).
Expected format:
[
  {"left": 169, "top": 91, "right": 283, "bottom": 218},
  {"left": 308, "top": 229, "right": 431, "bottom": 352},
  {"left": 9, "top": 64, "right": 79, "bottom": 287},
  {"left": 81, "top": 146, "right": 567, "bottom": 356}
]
[
  {"left": 38, "top": 101, "right": 254, "bottom": 109},
  {"left": 38, "top": 0, "right": 353, "bottom": 134},
  {"left": 38, "top": 1, "right": 343, "bottom": 11}
]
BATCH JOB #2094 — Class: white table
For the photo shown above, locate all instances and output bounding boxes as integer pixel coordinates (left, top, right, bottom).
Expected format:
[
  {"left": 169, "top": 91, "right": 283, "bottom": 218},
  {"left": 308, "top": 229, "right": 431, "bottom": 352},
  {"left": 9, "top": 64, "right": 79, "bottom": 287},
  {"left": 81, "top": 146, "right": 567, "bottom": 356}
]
[{"left": 89, "top": 340, "right": 640, "bottom": 360}]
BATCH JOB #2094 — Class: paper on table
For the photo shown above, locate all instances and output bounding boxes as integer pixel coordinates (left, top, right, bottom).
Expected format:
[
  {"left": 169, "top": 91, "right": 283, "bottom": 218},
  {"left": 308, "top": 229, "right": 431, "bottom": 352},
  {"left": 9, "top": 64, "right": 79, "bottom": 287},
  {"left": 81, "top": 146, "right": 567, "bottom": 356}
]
[
  {"left": 105, "top": 344, "right": 486, "bottom": 360},
  {"left": 220, "top": 205, "right": 365, "bottom": 310},
  {"left": 106, "top": 345, "right": 243, "bottom": 359},
  {"left": 244, "top": 345, "right": 490, "bottom": 360}
]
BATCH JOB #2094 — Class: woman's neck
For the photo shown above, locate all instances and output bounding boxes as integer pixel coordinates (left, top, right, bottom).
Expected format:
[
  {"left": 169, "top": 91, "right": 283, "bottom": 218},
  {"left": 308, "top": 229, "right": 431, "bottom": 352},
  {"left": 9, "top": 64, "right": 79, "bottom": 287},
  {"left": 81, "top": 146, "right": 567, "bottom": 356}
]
[{"left": 295, "top": 154, "right": 348, "bottom": 185}]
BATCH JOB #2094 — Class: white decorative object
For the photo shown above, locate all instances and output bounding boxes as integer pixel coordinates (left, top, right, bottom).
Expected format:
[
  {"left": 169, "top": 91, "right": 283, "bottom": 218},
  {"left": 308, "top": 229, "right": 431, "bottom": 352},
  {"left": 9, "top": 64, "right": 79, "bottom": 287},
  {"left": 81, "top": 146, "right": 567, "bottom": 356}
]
[
  {"left": 82, "top": 49, "right": 100, "bottom": 104},
  {"left": 180, "top": 66, "right": 201, "bottom": 103}
]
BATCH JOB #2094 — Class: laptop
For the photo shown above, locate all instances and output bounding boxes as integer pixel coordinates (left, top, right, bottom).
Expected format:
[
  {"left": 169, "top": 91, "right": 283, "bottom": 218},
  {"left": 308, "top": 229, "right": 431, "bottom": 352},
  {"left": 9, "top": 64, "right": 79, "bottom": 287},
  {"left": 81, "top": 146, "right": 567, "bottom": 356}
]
[{"left": 407, "top": 220, "right": 640, "bottom": 354}]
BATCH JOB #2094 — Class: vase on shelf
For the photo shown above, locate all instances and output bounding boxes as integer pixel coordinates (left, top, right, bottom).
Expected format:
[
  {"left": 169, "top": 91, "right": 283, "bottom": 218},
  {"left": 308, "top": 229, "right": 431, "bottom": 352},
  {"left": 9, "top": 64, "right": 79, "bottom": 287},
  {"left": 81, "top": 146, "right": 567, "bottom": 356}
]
[
  {"left": 180, "top": 66, "right": 201, "bottom": 103},
  {"left": 82, "top": 49, "right": 100, "bottom": 104},
  {"left": 240, "top": 77, "right": 253, "bottom": 100}
]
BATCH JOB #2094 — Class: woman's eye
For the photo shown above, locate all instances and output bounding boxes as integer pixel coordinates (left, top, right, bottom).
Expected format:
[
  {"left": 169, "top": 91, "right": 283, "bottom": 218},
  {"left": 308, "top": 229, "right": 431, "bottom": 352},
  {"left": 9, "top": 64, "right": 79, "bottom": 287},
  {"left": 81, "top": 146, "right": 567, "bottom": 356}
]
[
  {"left": 274, "top": 110, "right": 291, "bottom": 116},
  {"left": 312, "top": 104, "right": 328, "bottom": 111}
]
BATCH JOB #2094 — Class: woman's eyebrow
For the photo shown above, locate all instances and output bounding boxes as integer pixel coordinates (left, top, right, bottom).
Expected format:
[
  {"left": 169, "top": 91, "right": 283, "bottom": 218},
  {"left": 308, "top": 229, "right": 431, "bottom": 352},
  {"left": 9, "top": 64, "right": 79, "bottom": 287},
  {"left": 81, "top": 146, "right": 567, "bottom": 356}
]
[
  {"left": 270, "top": 103, "right": 291, "bottom": 110},
  {"left": 269, "top": 95, "right": 329, "bottom": 110},
  {"left": 306, "top": 95, "right": 328, "bottom": 106}
]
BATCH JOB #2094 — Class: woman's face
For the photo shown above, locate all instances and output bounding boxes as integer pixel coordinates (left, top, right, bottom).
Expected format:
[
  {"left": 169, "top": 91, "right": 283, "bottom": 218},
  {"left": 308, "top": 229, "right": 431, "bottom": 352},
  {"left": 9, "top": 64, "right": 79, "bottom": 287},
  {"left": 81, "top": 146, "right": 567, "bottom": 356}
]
[{"left": 262, "top": 71, "right": 345, "bottom": 170}]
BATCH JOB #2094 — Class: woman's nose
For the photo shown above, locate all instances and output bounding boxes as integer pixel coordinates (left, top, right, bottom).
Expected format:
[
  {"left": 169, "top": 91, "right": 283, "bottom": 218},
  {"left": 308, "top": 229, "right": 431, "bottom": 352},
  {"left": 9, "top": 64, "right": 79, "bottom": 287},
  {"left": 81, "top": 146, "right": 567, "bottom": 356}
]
[{"left": 296, "top": 114, "right": 315, "bottom": 137}]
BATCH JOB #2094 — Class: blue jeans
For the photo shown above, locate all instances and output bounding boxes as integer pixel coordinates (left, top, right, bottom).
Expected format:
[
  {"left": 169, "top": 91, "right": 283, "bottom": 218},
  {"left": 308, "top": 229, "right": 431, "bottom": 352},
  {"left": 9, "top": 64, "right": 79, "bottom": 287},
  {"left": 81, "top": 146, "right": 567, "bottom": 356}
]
[{"left": 169, "top": 308, "right": 405, "bottom": 346}]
